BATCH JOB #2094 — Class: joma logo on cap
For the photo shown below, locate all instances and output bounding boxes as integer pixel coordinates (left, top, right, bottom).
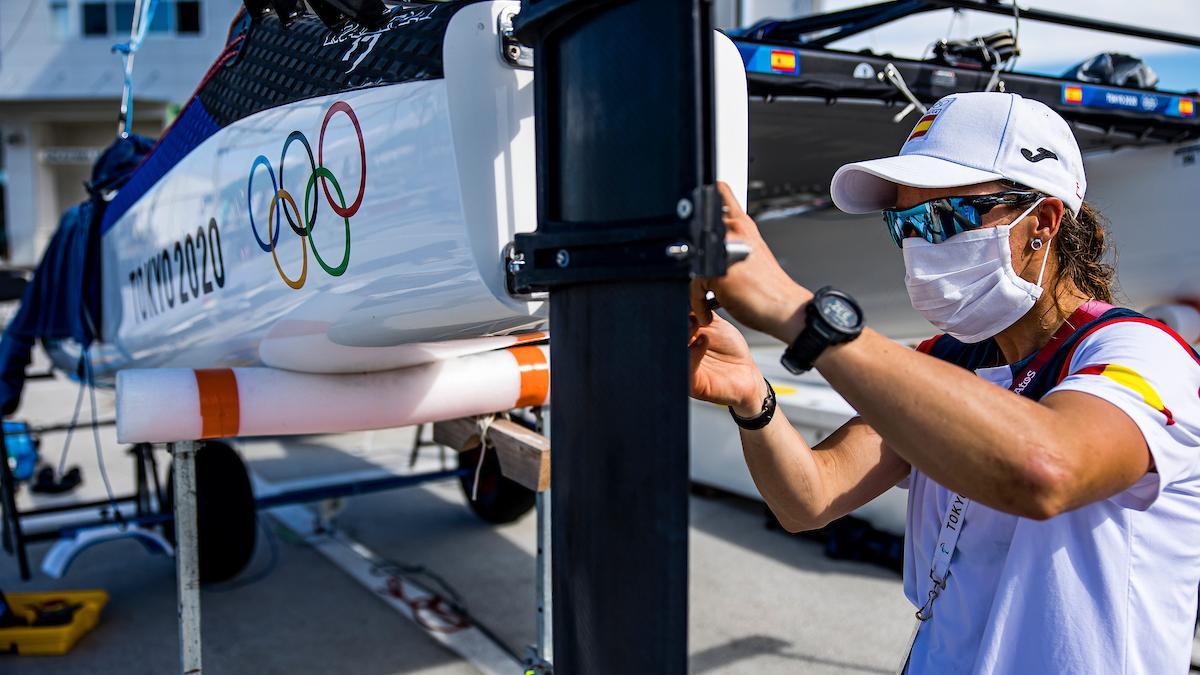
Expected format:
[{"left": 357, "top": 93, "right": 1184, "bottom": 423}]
[{"left": 1021, "top": 147, "right": 1059, "bottom": 163}]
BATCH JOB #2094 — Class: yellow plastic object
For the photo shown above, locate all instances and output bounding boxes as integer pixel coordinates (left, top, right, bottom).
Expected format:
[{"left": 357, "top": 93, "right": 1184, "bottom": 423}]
[{"left": 0, "top": 590, "right": 108, "bottom": 656}]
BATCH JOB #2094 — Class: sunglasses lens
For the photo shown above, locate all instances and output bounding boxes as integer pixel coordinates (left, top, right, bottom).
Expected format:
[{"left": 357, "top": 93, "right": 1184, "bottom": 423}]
[
  {"left": 885, "top": 197, "right": 998, "bottom": 248},
  {"left": 883, "top": 211, "right": 904, "bottom": 247},
  {"left": 884, "top": 206, "right": 937, "bottom": 248}
]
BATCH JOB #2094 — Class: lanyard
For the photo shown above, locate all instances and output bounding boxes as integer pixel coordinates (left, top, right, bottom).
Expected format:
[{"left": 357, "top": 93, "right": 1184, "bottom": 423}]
[
  {"left": 899, "top": 300, "right": 1110, "bottom": 673},
  {"left": 902, "top": 299, "right": 1111, "bottom": 664}
]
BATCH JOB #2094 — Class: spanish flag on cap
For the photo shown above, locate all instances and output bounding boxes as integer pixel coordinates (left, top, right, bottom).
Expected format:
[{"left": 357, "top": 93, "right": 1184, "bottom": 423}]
[{"left": 907, "top": 113, "right": 937, "bottom": 141}]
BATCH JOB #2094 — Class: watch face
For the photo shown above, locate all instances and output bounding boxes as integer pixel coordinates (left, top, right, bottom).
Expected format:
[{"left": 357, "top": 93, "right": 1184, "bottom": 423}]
[{"left": 819, "top": 294, "right": 860, "bottom": 331}]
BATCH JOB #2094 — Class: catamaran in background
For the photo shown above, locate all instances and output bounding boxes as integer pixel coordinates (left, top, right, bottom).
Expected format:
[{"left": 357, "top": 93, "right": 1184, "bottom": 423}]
[{"left": 691, "top": 1, "right": 1200, "bottom": 538}]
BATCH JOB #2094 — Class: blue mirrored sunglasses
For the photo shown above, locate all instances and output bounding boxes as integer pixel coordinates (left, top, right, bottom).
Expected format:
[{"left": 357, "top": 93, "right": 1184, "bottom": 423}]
[{"left": 882, "top": 190, "right": 1041, "bottom": 248}]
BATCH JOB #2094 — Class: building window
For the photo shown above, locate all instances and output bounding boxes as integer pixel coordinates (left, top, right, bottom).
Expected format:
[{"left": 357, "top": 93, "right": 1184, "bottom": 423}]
[
  {"left": 50, "top": 1, "right": 71, "bottom": 38},
  {"left": 78, "top": 0, "right": 202, "bottom": 38},
  {"left": 114, "top": 1, "right": 135, "bottom": 33},
  {"left": 81, "top": 2, "right": 109, "bottom": 36},
  {"left": 176, "top": 1, "right": 201, "bottom": 34},
  {"left": 148, "top": 1, "right": 172, "bottom": 32}
]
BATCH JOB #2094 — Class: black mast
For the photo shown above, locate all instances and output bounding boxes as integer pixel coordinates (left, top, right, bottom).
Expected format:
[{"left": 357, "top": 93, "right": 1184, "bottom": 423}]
[{"left": 513, "top": 0, "right": 724, "bottom": 671}]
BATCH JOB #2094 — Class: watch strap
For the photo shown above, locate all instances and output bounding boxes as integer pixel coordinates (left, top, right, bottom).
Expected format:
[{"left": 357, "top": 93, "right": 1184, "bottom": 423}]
[
  {"left": 728, "top": 378, "right": 777, "bottom": 430},
  {"left": 781, "top": 324, "right": 829, "bottom": 375}
]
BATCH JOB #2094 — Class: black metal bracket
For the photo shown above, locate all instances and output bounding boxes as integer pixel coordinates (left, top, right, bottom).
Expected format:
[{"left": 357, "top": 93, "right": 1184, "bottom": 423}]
[{"left": 507, "top": 184, "right": 727, "bottom": 294}]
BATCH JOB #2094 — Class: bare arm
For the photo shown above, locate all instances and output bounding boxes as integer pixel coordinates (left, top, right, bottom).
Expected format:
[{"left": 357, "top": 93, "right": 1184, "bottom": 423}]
[
  {"left": 813, "top": 330, "right": 1149, "bottom": 518},
  {"left": 694, "top": 182, "right": 1150, "bottom": 521},
  {"left": 740, "top": 408, "right": 909, "bottom": 531},
  {"left": 690, "top": 314, "right": 909, "bottom": 531}
]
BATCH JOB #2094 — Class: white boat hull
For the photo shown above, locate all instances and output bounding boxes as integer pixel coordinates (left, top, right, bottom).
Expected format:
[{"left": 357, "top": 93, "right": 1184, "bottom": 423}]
[{"left": 86, "top": 1, "right": 749, "bottom": 379}]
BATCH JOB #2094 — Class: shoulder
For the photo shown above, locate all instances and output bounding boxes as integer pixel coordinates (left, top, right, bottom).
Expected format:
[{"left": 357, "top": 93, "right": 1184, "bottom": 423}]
[
  {"left": 1051, "top": 315, "right": 1200, "bottom": 507},
  {"left": 1060, "top": 318, "right": 1200, "bottom": 382}
]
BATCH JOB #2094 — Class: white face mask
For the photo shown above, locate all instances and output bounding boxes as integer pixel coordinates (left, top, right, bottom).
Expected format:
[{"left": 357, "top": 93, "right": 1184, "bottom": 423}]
[{"left": 902, "top": 198, "right": 1049, "bottom": 343}]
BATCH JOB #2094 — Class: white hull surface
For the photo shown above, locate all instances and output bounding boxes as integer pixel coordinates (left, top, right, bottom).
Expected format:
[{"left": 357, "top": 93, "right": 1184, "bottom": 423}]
[
  {"left": 101, "top": 3, "right": 542, "bottom": 376},
  {"left": 91, "top": 1, "right": 749, "bottom": 379}
]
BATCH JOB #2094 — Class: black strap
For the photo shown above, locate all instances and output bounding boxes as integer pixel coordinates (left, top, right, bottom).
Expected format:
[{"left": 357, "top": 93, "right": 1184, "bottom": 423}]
[{"left": 729, "top": 378, "right": 777, "bottom": 430}]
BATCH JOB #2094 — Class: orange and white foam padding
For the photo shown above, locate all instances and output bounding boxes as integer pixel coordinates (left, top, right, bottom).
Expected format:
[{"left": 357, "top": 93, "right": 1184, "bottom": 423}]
[{"left": 115, "top": 346, "right": 549, "bottom": 443}]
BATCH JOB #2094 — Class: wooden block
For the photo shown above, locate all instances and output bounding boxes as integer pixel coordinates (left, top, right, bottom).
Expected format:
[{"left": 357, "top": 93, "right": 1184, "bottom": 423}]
[
  {"left": 488, "top": 418, "right": 551, "bottom": 493},
  {"left": 431, "top": 416, "right": 551, "bottom": 492},
  {"left": 432, "top": 417, "right": 481, "bottom": 452}
]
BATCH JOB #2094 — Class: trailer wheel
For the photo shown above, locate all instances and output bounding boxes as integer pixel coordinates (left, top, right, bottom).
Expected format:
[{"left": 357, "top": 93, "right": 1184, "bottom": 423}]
[
  {"left": 165, "top": 441, "right": 257, "bottom": 584},
  {"left": 458, "top": 444, "right": 535, "bottom": 524}
]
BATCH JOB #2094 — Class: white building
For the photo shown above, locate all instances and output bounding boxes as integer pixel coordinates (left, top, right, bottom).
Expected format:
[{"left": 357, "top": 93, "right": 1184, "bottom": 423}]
[
  {"left": 0, "top": 0, "right": 816, "bottom": 268},
  {"left": 0, "top": 0, "right": 243, "bottom": 267}
]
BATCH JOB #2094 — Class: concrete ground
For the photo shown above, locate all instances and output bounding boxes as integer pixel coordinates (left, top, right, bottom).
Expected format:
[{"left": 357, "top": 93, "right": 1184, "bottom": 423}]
[{"left": 1, "top": 368, "right": 914, "bottom": 674}]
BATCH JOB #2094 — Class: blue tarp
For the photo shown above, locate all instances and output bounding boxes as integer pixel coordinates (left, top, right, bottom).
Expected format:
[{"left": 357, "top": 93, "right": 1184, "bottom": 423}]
[{"left": 0, "top": 134, "right": 153, "bottom": 415}]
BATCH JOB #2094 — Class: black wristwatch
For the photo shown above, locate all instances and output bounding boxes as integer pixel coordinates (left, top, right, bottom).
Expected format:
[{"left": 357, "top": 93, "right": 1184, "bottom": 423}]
[
  {"left": 729, "top": 378, "right": 777, "bottom": 430},
  {"left": 781, "top": 286, "right": 864, "bottom": 375}
]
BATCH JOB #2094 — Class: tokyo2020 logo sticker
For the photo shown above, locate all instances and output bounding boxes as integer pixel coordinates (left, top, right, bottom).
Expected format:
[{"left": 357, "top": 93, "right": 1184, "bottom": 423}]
[{"left": 247, "top": 101, "right": 365, "bottom": 289}]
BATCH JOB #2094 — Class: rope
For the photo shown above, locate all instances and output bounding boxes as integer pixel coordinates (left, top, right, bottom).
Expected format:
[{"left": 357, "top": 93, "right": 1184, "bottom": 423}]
[
  {"left": 83, "top": 346, "right": 123, "bottom": 525},
  {"left": 470, "top": 414, "right": 496, "bottom": 501}
]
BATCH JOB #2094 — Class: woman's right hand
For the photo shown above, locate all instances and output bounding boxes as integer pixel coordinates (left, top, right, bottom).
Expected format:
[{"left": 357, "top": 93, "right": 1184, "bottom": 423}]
[
  {"left": 689, "top": 312, "right": 768, "bottom": 416},
  {"left": 690, "top": 182, "right": 811, "bottom": 344}
]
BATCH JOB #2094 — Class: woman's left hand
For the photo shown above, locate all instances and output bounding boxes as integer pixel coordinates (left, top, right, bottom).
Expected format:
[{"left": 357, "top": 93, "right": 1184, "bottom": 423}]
[{"left": 689, "top": 312, "right": 767, "bottom": 415}]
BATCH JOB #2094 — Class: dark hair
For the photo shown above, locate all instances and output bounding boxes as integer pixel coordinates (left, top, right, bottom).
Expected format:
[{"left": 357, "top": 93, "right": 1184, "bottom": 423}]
[
  {"left": 1001, "top": 180, "right": 1115, "bottom": 304},
  {"left": 1053, "top": 201, "right": 1115, "bottom": 304}
]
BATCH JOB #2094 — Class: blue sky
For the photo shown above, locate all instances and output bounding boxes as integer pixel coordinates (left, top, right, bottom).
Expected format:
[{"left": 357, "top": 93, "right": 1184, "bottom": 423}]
[{"left": 818, "top": 0, "right": 1200, "bottom": 92}]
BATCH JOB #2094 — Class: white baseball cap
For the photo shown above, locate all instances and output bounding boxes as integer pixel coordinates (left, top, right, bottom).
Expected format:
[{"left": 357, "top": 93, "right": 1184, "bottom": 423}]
[{"left": 830, "top": 92, "right": 1086, "bottom": 215}]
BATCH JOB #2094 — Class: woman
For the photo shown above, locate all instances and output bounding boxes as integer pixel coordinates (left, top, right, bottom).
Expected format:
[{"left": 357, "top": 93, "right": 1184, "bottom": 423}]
[{"left": 689, "top": 92, "right": 1200, "bottom": 674}]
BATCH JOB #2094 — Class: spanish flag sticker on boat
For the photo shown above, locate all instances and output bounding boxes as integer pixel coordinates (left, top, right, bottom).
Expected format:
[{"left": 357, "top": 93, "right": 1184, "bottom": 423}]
[{"left": 770, "top": 49, "right": 798, "bottom": 74}]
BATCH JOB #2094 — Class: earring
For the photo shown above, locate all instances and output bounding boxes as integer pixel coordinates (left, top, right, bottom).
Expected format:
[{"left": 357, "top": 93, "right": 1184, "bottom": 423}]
[{"left": 1030, "top": 238, "right": 1043, "bottom": 251}]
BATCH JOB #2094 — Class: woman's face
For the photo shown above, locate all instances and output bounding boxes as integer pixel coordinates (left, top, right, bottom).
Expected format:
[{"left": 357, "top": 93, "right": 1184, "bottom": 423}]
[{"left": 894, "top": 181, "right": 1062, "bottom": 285}]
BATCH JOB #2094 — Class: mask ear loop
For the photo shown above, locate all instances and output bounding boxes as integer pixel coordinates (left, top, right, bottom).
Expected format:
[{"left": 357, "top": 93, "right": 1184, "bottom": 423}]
[
  {"left": 1018, "top": 197, "right": 1051, "bottom": 288},
  {"left": 1034, "top": 235, "right": 1053, "bottom": 287}
]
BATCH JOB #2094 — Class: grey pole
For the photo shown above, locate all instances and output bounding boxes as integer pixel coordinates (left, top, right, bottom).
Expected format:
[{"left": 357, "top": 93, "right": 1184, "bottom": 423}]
[{"left": 171, "top": 440, "right": 202, "bottom": 675}]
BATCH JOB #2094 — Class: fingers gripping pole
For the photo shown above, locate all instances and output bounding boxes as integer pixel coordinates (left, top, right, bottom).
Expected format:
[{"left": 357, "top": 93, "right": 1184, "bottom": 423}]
[{"left": 171, "top": 440, "right": 202, "bottom": 674}]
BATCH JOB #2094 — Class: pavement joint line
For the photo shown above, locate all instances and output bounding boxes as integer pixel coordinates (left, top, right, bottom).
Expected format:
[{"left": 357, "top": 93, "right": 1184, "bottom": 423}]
[{"left": 262, "top": 488, "right": 521, "bottom": 675}]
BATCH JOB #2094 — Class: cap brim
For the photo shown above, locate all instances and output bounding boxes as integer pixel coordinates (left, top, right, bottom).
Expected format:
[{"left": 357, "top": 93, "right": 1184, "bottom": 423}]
[{"left": 830, "top": 154, "right": 1005, "bottom": 213}]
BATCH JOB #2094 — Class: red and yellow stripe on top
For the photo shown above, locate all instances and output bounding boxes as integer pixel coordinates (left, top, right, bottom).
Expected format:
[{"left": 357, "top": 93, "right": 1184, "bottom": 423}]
[
  {"left": 907, "top": 113, "right": 938, "bottom": 141},
  {"left": 1074, "top": 363, "right": 1175, "bottom": 426},
  {"left": 194, "top": 368, "right": 240, "bottom": 438},
  {"left": 770, "top": 50, "right": 797, "bottom": 73},
  {"left": 509, "top": 346, "right": 550, "bottom": 408}
]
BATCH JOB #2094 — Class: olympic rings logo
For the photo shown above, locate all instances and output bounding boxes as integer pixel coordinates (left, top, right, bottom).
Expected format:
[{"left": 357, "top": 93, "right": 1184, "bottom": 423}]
[{"left": 246, "top": 101, "right": 366, "bottom": 289}]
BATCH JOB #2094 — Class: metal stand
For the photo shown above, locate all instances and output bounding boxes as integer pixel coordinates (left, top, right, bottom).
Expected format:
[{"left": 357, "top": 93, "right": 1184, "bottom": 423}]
[
  {"left": 529, "top": 489, "right": 553, "bottom": 672},
  {"left": 170, "top": 440, "right": 202, "bottom": 675}
]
